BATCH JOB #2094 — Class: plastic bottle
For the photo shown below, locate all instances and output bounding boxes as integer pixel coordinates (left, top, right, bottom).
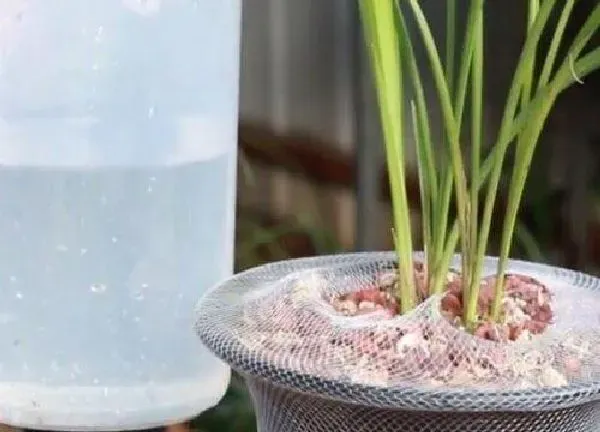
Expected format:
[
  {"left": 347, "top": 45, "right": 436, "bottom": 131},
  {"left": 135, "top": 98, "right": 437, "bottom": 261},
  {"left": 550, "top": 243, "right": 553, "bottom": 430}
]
[{"left": 0, "top": 0, "right": 240, "bottom": 429}]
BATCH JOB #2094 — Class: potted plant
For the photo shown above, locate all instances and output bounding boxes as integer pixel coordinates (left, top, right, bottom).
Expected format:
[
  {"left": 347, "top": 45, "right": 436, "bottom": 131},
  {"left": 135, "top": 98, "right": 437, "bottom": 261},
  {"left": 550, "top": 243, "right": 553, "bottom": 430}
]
[{"left": 195, "top": 1, "right": 600, "bottom": 431}]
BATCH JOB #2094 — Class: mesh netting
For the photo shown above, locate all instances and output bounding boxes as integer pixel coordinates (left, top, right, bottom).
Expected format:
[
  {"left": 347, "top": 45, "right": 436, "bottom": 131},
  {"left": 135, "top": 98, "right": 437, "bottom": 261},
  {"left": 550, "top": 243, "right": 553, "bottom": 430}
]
[
  {"left": 247, "top": 377, "right": 600, "bottom": 432},
  {"left": 195, "top": 252, "right": 600, "bottom": 430}
]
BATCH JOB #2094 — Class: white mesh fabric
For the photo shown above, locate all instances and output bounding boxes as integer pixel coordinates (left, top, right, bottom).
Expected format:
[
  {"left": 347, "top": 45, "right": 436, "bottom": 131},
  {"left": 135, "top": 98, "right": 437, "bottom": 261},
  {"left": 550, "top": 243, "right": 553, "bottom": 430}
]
[{"left": 195, "top": 253, "right": 600, "bottom": 413}]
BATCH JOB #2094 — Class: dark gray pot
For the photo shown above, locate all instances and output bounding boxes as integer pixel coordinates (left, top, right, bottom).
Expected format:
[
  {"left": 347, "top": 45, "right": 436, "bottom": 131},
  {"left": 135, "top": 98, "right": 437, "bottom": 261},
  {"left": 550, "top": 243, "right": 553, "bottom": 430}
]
[
  {"left": 246, "top": 376, "right": 600, "bottom": 432},
  {"left": 195, "top": 253, "right": 600, "bottom": 432}
]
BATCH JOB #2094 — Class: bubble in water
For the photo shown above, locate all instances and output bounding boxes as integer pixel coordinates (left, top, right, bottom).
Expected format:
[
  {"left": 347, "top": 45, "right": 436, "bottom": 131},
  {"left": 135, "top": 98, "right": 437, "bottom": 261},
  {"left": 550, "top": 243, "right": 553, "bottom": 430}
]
[
  {"left": 9, "top": 275, "right": 16, "bottom": 283},
  {"left": 80, "top": 248, "right": 88, "bottom": 255},
  {"left": 148, "top": 106, "right": 155, "bottom": 118},
  {"left": 15, "top": 291, "right": 23, "bottom": 299},
  {"left": 122, "top": 0, "right": 161, "bottom": 16},
  {"left": 132, "top": 291, "right": 144, "bottom": 301},
  {"left": 72, "top": 363, "right": 83, "bottom": 375},
  {"left": 95, "top": 26, "right": 104, "bottom": 43},
  {"left": 111, "top": 236, "right": 118, "bottom": 243},
  {"left": 93, "top": 378, "right": 99, "bottom": 385},
  {"left": 133, "top": 283, "right": 149, "bottom": 300},
  {"left": 90, "top": 283, "right": 107, "bottom": 294}
]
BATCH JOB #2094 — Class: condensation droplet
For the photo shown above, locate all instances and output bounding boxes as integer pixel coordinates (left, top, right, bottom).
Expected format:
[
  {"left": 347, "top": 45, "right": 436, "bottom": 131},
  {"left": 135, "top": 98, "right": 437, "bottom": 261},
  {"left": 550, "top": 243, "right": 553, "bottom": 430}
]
[
  {"left": 15, "top": 291, "right": 23, "bottom": 300},
  {"left": 133, "top": 316, "right": 141, "bottom": 323},
  {"left": 93, "top": 378, "right": 99, "bottom": 385},
  {"left": 90, "top": 283, "right": 107, "bottom": 294},
  {"left": 9, "top": 275, "right": 17, "bottom": 283},
  {"left": 56, "top": 244, "right": 68, "bottom": 252},
  {"left": 148, "top": 106, "right": 155, "bottom": 118},
  {"left": 111, "top": 236, "right": 118, "bottom": 243},
  {"left": 80, "top": 248, "right": 88, "bottom": 255}
]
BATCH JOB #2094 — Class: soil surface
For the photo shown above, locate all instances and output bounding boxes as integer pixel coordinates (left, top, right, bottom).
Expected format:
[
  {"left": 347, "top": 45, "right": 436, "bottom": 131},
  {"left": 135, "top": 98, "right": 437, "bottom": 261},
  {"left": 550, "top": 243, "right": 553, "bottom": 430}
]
[
  {"left": 331, "top": 262, "right": 553, "bottom": 342},
  {"left": 240, "top": 261, "right": 597, "bottom": 390}
]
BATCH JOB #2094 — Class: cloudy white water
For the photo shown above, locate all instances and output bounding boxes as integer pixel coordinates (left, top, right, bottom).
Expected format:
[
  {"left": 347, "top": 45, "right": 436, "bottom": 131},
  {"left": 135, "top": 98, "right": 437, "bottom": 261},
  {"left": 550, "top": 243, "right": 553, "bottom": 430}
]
[{"left": 0, "top": 0, "right": 240, "bottom": 428}]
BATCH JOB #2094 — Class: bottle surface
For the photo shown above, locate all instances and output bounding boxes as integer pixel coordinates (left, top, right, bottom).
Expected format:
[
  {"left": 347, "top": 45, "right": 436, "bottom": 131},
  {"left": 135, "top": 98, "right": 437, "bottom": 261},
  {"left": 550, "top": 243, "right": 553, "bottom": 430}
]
[{"left": 0, "top": 0, "right": 239, "bottom": 428}]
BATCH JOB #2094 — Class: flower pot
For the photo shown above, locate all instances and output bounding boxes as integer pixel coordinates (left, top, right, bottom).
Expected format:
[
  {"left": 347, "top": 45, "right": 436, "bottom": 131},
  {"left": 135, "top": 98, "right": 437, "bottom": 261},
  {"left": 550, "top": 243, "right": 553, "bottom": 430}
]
[{"left": 195, "top": 252, "right": 600, "bottom": 431}]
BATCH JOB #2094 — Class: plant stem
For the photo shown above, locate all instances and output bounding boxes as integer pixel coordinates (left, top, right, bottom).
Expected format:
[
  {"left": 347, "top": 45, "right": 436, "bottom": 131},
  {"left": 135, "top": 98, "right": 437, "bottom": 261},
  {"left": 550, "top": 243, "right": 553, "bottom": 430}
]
[
  {"left": 464, "top": 3, "right": 484, "bottom": 329},
  {"left": 394, "top": 6, "right": 437, "bottom": 289},
  {"left": 492, "top": 5, "right": 600, "bottom": 320},
  {"left": 537, "top": 0, "right": 576, "bottom": 90},
  {"left": 483, "top": 0, "right": 539, "bottom": 326},
  {"left": 359, "top": 0, "right": 416, "bottom": 312},
  {"left": 455, "top": 0, "right": 484, "bottom": 132},
  {"left": 445, "top": 45, "right": 600, "bottom": 264},
  {"left": 431, "top": 168, "right": 453, "bottom": 294},
  {"left": 475, "top": 0, "right": 557, "bottom": 322},
  {"left": 407, "top": 0, "right": 470, "bottom": 293},
  {"left": 491, "top": 89, "right": 558, "bottom": 319},
  {"left": 513, "top": 0, "right": 541, "bottom": 180},
  {"left": 446, "top": 0, "right": 457, "bottom": 97},
  {"left": 357, "top": 0, "right": 600, "bottom": 325},
  {"left": 430, "top": 0, "right": 457, "bottom": 294},
  {"left": 411, "top": 100, "right": 432, "bottom": 271},
  {"left": 521, "top": 0, "right": 540, "bottom": 105}
]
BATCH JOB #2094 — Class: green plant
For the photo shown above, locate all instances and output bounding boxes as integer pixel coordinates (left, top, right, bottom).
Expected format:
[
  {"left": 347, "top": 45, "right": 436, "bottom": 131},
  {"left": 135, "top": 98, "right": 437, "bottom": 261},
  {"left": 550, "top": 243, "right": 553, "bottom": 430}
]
[{"left": 360, "top": 0, "right": 600, "bottom": 329}]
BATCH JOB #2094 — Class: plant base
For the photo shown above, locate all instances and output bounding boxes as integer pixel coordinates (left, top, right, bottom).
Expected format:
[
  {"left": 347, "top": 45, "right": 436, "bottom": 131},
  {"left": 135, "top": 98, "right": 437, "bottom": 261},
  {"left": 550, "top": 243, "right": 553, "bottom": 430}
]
[{"left": 247, "top": 376, "right": 600, "bottom": 432}]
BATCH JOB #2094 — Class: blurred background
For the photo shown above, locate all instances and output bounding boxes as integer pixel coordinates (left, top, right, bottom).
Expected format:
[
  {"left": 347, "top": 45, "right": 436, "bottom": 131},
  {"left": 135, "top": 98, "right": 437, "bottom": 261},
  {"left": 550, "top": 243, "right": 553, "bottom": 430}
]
[{"left": 192, "top": 1, "right": 600, "bottom": 430}]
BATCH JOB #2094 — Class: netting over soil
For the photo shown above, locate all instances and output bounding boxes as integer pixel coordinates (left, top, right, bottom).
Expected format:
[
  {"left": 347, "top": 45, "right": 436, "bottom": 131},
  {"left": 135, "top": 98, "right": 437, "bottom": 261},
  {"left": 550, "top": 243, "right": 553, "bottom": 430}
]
[{"left": 195, "top": 253, "right": 600, "bottom": 411}]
